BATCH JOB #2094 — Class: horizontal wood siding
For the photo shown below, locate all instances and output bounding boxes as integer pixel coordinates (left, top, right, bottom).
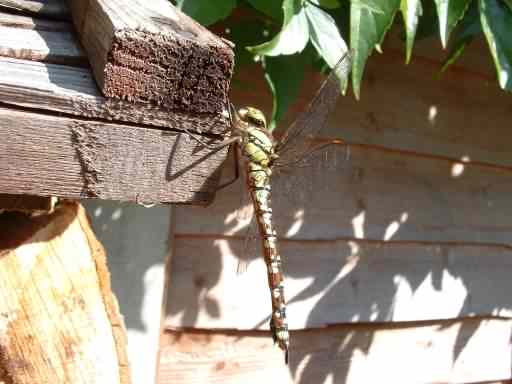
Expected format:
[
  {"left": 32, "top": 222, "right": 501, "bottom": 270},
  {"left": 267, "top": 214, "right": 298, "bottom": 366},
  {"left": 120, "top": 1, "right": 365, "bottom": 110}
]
[
  {"left": 162, "top": 27, "right": 512, "bottom": 384},
  {"left": 160, "top": 319, "right": 512, "bottom": 384}
]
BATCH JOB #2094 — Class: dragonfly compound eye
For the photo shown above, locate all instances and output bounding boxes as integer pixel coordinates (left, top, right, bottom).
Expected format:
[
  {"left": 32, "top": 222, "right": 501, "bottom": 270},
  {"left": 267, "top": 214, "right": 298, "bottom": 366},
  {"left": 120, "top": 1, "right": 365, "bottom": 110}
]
[{"left": 239, "top": 107, "right": 267, "bottom": 129}]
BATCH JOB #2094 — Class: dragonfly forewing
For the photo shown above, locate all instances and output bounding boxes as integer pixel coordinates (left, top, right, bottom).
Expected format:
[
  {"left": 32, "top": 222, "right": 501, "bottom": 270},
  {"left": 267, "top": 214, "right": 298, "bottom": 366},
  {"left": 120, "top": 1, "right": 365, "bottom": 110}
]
[{"left": 274, "top": 52, "right": 351, "bottom": 169}]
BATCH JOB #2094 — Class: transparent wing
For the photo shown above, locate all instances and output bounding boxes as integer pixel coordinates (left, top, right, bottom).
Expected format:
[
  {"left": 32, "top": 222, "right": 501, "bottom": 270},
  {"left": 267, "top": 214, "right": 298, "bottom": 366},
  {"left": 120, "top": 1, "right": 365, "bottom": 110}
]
[
  {"left": 274, "top": 52, "right": 351, "bottom": 168},
  {"left": 236, "top": 214, "right": 259, "bottom": 275}
]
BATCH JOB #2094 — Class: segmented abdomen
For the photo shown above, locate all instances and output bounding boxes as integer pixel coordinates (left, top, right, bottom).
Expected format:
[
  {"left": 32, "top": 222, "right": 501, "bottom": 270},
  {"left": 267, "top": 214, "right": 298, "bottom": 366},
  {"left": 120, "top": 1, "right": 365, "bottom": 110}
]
[{"left": 246, "top": 161, "right": 290, "bottom": 362}]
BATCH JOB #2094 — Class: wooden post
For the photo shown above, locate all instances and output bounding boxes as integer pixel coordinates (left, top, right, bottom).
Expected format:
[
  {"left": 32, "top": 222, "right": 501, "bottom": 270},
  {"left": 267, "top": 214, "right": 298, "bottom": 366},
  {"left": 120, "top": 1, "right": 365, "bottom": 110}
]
[
  {"left": 0, "top": 202, "right": 130, "bottom": 383},
  {"left": 65, "top": 0, "right": 234, "bottom": 115}
]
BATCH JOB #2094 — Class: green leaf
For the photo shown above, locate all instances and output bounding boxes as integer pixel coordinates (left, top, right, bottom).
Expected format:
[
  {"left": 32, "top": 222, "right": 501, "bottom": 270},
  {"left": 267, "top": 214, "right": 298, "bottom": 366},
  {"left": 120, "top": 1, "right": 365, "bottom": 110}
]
[
  {"left": 308, "top": 0, "right": 342, "bottom": 9},
  {"left": 263, "top": 53, "right": 307, "bottom": 130},
  {"left": 441, "top": 0, "right": 481, "bottom": 71},
  {"left": 400, "top": 0, "right": 422, "bottom": 63},
  {"left": 245, "top": 0, "right": 284, "bottom": 20},
  {"left": 305, "top": 1, "right": 349, "bottom": 89},
  {"left": 434, "top": 0, "right": 472, "bottom": 47},
  {"left": 248, "top": 0, "right": 310, "bottom": 56},
  {"left": 350, "top": 0, "right": 401, "bottom": 99},
  {"left": 504, "top": 0, "right": 512, "bottom": 11},
  {"left": 480, "top": 0, "right": 512, "bottom": 91},
  {"left": 176, "top": 0, "right": 237, "bottom": 26}
]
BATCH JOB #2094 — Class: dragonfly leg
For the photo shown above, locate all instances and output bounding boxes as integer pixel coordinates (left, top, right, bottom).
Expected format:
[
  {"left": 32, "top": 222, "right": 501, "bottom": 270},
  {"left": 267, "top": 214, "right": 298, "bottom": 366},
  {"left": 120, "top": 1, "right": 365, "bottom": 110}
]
[
  {"left": 179, "top": 126, "right": 240, "bottom": 150},
  {"left": 215, "top": 146, "right": 240, "bottom": 191}
]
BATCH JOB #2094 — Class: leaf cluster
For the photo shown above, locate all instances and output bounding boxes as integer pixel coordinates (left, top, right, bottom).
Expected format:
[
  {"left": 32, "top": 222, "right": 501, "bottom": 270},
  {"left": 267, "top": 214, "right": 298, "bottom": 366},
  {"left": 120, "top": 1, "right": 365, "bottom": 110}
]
[{"left": 174, "top": 0, "right": 512, "bottom": 128}]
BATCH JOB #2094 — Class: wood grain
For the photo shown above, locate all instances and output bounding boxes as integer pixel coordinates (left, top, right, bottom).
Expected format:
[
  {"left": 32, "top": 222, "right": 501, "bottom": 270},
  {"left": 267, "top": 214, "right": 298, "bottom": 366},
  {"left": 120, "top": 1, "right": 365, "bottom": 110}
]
[
  {"left": 0, "top": 57, "right": 229, "bottom": 135},
  {"left": 159, "top": 319, "right": 512, "bottom": 384},
  {"left": 0, "top": 10, "right": 72, "bottom": 30},
  {"left": 0, "top": 106, "right": 228, "bottom": 204},
  {"left": 0, "top": 24, "right": 85, "bottom": 65},
  {"left": 66, "top": 0, "right": 234, "bottom": 114},
  {"left": 0, "top": 0, "right": 69, "bottom": 19},
  {"left": 165, "top": 235, "right": 512, "bottom": 330},
  {"left": 0, "top": 202, "right": 129, "bottom": 384}
]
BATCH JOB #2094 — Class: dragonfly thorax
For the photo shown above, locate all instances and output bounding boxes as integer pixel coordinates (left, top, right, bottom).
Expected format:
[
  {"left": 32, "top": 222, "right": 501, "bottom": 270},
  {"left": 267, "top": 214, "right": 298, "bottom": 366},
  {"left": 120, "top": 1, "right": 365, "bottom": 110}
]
[{"left": 237, "top": 107, "right": 278, "bottom": 168}]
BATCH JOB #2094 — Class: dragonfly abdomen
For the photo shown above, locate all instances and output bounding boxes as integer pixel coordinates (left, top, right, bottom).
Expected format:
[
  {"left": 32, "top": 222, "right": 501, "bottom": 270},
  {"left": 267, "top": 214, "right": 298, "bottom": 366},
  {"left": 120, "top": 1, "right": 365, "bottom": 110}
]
[{"left": 246, "top": 161, "right": 290, "bottom": 363}]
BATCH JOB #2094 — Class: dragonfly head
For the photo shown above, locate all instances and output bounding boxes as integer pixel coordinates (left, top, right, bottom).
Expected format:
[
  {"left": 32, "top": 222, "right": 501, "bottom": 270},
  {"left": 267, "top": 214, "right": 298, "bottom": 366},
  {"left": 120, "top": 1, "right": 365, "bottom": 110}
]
[{"left": 238, "top": 107, "right": 267, "bottom": 130}]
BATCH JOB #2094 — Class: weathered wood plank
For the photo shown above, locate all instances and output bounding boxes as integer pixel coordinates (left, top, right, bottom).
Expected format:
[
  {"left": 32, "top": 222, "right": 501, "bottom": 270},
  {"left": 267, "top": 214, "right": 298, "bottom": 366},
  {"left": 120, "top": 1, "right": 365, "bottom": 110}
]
[
  {"left": 165, "top": 235, "right": 512, "bottom": 330},
  {"left": 0, "top": 202, "right": 129, "bottom": 384},
  {"left": 175, "top": 144, "right": 512, "bottom": 243},
  {"left": 0, "top": 10, "right": 72, "bottom": 30},
  {"left": 159, "top": 319, "right": 512, "bottom": 384},
  {"left": 0, "top": 106, "right": 228, "bottom": 204},
  {"left": 0, "top": 0, "right": 69, "bottom": 19},
  {"left": 0, "top": 193, "right": 56, "bottom": 213},
  {"left": 0, "top": 24, "right": 85, "bottom": 65},
  {"left": 66, "top": 0, "right": 234, "bottom": 114},
  {"left": 0, "top": 57, "right": 229, "bottom": 134}
]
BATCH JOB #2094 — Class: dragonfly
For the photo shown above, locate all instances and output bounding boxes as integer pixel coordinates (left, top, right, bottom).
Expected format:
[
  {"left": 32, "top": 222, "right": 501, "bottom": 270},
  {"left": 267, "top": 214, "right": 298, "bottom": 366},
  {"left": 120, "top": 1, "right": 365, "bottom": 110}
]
[{"left": 184, "top": 52, "right": 351, "bottom": 364}]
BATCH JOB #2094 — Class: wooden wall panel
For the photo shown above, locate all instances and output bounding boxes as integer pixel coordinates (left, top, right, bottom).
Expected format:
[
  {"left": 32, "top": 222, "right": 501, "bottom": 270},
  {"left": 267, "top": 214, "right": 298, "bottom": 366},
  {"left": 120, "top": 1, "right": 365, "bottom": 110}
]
[
  {"left": 163, "top": 26, "right": 512, "bottom": 384},
  {"left": 175, "top": 144, "right": 512, "bottom": 243},
  {"left": 159, "top": 318, "right": 512, "bottom": 384},
  {"left": 165, "top": 236, "right": 512, "bottom": 330}
]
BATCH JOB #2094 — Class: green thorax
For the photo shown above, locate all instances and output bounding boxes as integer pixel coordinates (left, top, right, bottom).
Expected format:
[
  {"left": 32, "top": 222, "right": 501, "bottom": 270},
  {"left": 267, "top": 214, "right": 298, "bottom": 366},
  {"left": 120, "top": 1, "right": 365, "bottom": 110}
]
[{"left": 237, "top": 107, "right": 277, "bottom": 168}]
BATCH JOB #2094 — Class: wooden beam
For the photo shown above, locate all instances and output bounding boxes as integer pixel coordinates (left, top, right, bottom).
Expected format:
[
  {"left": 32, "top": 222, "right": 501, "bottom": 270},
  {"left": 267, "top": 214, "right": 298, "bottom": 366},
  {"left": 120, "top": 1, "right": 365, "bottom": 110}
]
[
  {"left": 0, "top": 57, "right": 229, "bottom": 135},
  {"left": 0, "top": 106, "right": 228, "bottom": 205},
  {"left": 0, "top": 0, "right": 69, "bottom": 20},
  {"left": 0, "top": 202, "right": 129, "bottom": 383},
  {"left": 0, "top": 24, "right": 85, "bottom": 65},
  {"left": 66, "top": 0, "right": 234, "bottom": 114},
  {"left": 0, "top": 193, "right": 56, "bottom": 213},
  {"left": 159, "top": 319, "right": 512, "bottom": 384}
]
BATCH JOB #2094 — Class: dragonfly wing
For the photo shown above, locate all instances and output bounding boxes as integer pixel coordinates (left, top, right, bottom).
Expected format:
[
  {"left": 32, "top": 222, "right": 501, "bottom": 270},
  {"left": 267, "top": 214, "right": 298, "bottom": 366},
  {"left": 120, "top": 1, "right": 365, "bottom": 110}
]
[
  {"left": 274, "top": 52, "right": 351, "bottom": 167},
  {"left": 271, "top": 141, "right": 350, "bottom": 241},
  {"left": 236, "top": 214, "right": 259, "bottom": 275}
]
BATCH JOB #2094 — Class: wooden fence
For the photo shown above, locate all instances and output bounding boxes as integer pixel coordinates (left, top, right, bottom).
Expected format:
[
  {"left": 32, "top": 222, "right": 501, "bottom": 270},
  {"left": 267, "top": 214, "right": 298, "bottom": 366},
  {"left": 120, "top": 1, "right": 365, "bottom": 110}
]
[{"left": 160, "top": 31, "right": 512, "bottom": 384}]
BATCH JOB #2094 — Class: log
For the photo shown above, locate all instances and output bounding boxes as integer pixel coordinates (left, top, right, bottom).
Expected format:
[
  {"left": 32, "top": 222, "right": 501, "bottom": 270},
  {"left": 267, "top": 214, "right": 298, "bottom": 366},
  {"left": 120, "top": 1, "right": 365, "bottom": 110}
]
[
  {"left": 0, "top": 57, "right": 229, "bottom": 135},
  {"left": 159, "top": 319, "right": 512, "bottom": 384},
  {"left": 0, "top": 201, "right": 130, "bottom": 384},
  {"left": 0, "top": 0, "right": 69, "bottom": 20},
  {"left": 0, "top": 106, "right": 228, "bottom": 205},
  {"left": 66, "top": 0, "right": 234, "bottom": 114}
]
